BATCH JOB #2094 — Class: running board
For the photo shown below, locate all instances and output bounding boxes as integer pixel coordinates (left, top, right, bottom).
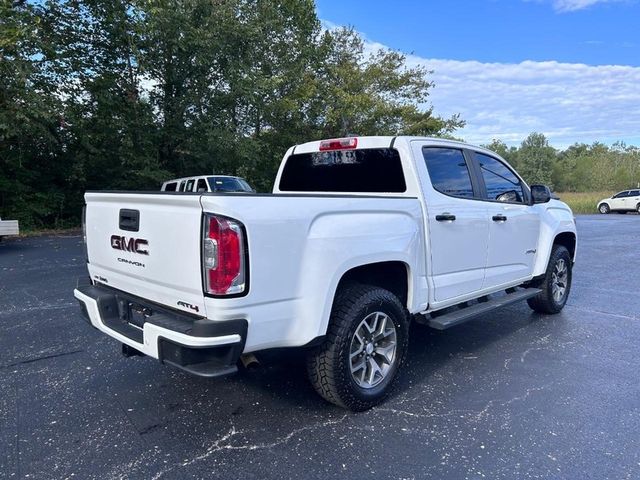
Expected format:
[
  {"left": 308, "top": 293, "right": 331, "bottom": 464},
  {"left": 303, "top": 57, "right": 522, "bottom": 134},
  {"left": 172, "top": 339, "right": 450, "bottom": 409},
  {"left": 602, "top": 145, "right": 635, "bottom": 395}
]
[{"left": 427, "top": 288, "right": 542, "bottom": 330}]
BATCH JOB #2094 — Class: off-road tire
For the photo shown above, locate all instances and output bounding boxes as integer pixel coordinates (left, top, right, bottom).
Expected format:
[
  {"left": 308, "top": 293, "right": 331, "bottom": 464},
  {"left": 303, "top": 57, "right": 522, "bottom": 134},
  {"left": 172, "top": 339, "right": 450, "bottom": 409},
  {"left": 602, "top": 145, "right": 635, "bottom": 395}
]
[
  {"left": 527, "top": 245, "right": 572, "bottom": 314},
  {"left": 306, "top": 283, "right": 409, "bottom": 411}
]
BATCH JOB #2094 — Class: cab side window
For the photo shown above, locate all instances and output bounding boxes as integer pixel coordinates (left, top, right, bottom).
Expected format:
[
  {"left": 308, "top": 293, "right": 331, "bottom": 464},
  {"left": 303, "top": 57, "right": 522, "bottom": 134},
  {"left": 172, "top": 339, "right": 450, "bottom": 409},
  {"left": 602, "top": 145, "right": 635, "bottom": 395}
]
[
  {"left": 475, "top": 153, "right": 525, "bottom": 203},
  {"left": 423, "top": 147, "right": 474, "bottom": 199}
]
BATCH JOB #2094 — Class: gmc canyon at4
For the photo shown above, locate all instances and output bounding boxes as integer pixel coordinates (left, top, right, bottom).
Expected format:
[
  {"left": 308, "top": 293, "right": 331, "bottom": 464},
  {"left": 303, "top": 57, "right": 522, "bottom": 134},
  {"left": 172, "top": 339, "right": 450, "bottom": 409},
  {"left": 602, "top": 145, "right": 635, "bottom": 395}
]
[{"left": 74, "top": 136, "right": 576, "bottom": 411}]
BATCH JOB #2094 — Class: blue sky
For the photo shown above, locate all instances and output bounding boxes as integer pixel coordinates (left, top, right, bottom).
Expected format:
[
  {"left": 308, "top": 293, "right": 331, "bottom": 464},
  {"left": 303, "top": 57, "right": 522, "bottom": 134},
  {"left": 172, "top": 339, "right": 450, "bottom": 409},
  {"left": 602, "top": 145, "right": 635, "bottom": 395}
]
[{"left": 316, "top": 0, "right": 640, "bottom": 147}]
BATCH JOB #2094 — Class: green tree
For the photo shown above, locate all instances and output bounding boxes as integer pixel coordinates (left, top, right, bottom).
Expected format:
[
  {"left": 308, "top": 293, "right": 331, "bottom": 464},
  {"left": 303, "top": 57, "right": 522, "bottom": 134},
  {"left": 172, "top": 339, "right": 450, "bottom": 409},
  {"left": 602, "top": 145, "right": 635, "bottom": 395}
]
[
  {"left": 313, "top": 27, "right": 463, "bottom": 138},
  {"left": 1, "top": 0, "right": 465, "bottom": 228},
  {"left": 482, "top": 139, "right": 519, "bottom": 168},
  {"left": 516, "top": 133, "right": 556, "bottom": 186},
  {"left": 0, "top": 0, "right": 71, "bottom": 228}
]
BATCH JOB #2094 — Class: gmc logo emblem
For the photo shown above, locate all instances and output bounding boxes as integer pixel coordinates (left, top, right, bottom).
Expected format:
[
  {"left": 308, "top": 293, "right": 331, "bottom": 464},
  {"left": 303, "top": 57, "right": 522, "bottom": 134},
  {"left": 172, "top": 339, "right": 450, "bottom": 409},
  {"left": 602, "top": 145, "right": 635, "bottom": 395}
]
[{"left": 111, "top": 235, "right": 149, "bottom": 255}]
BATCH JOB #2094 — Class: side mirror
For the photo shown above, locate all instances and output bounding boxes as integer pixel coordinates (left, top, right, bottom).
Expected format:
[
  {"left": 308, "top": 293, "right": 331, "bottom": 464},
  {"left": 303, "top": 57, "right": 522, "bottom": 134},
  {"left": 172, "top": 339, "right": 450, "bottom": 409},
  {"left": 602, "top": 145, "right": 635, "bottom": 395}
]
[{"left": 531, "top": 184, "right": 552, "bottom": 204}]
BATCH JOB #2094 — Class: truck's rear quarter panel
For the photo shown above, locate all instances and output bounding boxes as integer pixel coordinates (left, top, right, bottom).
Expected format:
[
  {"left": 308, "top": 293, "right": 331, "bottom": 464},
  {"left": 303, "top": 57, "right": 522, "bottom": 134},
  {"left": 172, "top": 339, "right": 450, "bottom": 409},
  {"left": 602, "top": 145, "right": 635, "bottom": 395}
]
[{"left": 199, "top": 194, "right": 425, "bottom": 352}]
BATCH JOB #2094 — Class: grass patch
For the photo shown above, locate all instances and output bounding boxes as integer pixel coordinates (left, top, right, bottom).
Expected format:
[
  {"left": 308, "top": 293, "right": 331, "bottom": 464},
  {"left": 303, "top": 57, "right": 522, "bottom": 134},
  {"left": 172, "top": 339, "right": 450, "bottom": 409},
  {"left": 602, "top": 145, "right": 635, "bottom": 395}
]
[{"left": 554, "top": 191, "right": 612, "bottom": 214}]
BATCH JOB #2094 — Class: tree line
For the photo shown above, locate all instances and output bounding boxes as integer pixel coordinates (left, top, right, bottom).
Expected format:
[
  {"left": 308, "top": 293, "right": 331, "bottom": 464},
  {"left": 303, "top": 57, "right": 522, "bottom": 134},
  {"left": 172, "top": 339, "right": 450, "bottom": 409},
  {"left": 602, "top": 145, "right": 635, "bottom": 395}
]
[
  {"left": 485, "top": 133, "right": 640, "bottom": 192},
  {"left": 1, "top": 0, "right": 461, "bottom": 229},
  {"left": 1, "top": 1, "right": 638, "bottom": 230}
]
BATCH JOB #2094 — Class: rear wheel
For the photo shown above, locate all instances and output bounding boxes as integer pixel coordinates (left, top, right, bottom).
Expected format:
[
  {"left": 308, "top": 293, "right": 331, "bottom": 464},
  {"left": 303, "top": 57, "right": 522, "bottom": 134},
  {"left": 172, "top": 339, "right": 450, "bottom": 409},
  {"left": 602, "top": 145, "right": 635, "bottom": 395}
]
[
  {"left": 598, "top": 203, "right": 610, "bottom": 214},
  {"left": 306, "top": 283, "right": 409, "bottom": 411},
  {"left": 527, "top": 245, "right": 572, "bottom": 314},
  {"left": 636, "top": 204, "right": 640, "bottom": 214}
]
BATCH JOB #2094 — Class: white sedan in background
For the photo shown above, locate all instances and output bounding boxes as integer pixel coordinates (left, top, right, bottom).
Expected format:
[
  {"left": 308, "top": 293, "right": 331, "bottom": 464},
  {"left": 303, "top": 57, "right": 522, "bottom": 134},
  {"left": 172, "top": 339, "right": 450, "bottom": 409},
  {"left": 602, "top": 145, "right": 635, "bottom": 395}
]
[{"left": 598, "top": 190, "right": 640, "bottom": 214}]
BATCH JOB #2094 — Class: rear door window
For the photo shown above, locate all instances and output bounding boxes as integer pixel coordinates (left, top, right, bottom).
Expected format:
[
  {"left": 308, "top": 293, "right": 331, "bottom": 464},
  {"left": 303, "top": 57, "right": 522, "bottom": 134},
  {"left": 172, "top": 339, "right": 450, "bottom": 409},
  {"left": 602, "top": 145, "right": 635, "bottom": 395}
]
[
  {"left": 422, "top": 147, "right": 474, "bottom": 198},
  {"left": 196, "top": 179, "right": 208, "bottom": 192},
  {"left": 279, "top": 148, "right": 406, "bottom": 193},
  {"left": 164, "top": 182, "right": 177, "bottom": 192}
]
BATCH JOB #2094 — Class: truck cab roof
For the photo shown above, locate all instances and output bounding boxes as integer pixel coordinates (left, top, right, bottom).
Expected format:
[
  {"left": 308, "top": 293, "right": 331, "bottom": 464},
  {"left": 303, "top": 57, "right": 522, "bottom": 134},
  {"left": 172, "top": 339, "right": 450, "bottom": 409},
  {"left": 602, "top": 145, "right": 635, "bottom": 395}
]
[
  {"left": 290, "top": 136, "right": 496, "bottom": 155},
  {"left": 274, "top": 136, "right": 516, "bottom": 197}
]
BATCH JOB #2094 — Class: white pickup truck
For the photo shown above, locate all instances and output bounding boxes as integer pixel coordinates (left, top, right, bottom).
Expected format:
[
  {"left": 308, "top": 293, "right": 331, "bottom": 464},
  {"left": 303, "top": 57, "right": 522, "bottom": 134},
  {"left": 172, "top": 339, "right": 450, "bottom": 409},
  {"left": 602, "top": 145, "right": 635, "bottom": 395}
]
[{"left": 74, "top": 136, "right": 576, "bottom": 410}]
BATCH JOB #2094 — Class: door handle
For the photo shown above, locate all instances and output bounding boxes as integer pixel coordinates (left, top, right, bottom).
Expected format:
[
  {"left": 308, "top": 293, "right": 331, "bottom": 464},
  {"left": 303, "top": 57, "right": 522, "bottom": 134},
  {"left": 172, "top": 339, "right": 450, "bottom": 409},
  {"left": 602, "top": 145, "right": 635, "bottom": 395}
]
[
  {"left": 492, "top": 214, "right": 507, "bottom": 222},
  {"left": 436, "top": 213, "right": 456, "bottom": 222},
  {"left": 119, "top": 209, "right": 140, "bottom": 232}
]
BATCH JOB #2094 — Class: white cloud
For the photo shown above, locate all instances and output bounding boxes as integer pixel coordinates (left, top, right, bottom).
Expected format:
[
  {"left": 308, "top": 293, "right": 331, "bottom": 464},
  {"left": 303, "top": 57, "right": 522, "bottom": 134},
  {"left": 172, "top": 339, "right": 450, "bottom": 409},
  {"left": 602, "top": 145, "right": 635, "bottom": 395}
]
[
  {"left": 411, "top": 57, "right": 640, "bottom": 147},
  {"left": 358, "top": 38, "right": 640, "bottom": 147},
  {"left": 531, "top": 0, "right": 626, "bottom": 12},
  {"left": 322, "top": 21, "right": 640, "bottom": 147},
  {"left": 552, "top": 0, "right": 615, "bottom": 12}
]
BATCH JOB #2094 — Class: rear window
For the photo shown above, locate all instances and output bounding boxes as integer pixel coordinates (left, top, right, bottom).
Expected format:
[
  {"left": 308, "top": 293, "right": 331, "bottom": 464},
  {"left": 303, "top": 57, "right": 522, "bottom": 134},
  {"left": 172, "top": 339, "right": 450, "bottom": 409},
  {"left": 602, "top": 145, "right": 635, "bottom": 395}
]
[
  {"left": 279, "top": 148, "right": 406, "bottom": 193},
  {"left": 163, "top": 182, "right": 177, "bottom": 192}
]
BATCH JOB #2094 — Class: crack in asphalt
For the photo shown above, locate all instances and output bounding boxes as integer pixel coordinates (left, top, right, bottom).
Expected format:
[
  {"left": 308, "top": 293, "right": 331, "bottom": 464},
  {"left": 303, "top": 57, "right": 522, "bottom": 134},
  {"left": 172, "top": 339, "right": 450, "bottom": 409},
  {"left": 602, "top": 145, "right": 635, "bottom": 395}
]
[
  {"left": 1, "top": 349, "right": 85, "bottom": 369},
  {"left": 0, "top": 302, "right": 77, "bottom": 317},
  {"left": 148, "top": 381, "right": 554, "bottom": 479},
  {"left": 150, "top": 414, "right": 350, "bottom": 479},
  {"left": 565, "top": 304, "right": 639, "bottom": 321}
]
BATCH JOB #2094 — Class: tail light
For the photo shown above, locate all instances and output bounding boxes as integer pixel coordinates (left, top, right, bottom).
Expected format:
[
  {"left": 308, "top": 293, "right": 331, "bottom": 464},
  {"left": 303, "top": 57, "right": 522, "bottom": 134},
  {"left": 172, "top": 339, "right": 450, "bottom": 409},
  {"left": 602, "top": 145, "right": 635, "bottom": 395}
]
[
  {"left": 319, "top": 137, "right": 358, "bottom": 151},
  {"left": 202, "top": 214, "right": 247, "bottom": 296}
]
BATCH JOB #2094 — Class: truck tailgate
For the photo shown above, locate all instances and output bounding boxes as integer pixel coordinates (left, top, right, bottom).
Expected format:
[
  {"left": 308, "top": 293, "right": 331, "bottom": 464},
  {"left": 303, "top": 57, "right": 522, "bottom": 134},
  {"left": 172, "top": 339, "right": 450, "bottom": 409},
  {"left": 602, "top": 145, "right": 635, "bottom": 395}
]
[{"left": 84, "top": 192, "right": 207, "bottom": 315}]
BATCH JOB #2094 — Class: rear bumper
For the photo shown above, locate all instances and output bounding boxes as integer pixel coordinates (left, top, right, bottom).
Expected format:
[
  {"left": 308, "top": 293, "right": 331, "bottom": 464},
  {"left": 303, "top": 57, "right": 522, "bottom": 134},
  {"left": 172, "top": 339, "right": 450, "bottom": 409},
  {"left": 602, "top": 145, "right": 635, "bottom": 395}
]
[{"left": 74, "top": 283, "right": 247, "bottom": 377}]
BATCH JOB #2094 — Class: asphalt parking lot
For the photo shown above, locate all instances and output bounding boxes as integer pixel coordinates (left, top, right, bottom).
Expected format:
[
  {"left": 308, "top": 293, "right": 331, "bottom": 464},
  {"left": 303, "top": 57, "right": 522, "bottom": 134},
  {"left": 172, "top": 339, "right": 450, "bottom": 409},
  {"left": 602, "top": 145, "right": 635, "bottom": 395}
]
[{"left": 1, "top": 215, "right": 639, "bottom": 480}]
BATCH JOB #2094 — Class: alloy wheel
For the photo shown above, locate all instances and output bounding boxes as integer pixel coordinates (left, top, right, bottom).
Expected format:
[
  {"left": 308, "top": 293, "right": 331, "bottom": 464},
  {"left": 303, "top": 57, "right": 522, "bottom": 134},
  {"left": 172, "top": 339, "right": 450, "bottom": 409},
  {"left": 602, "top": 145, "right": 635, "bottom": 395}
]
[
  {"left": 551, "top": 258, "right": 568, "bottom": 303},
  {"left": 349, "top": 312, "right": 397, "bottom": 389}
]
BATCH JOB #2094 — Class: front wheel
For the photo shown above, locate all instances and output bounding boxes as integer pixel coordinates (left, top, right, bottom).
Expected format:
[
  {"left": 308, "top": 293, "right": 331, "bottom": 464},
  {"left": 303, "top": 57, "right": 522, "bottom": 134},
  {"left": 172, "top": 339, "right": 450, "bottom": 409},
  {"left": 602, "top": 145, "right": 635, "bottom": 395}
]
[
  {"left": 527, "top": 245, "right": 572, "bottom": 314},
  {"left": 306, "top": 283, "right": 409, "bottom": 411},
  {"left": 598, "top": 203, "right": 610, "bottom": 214}
]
